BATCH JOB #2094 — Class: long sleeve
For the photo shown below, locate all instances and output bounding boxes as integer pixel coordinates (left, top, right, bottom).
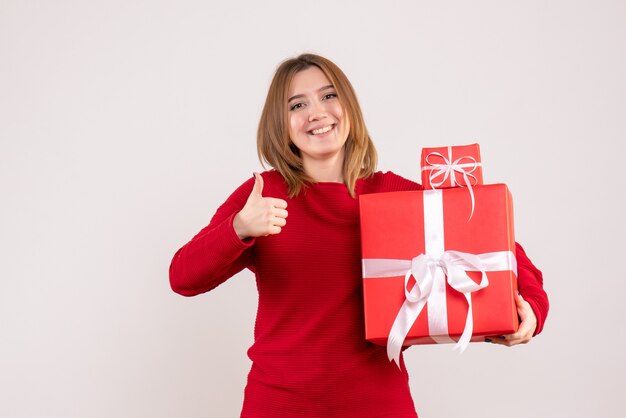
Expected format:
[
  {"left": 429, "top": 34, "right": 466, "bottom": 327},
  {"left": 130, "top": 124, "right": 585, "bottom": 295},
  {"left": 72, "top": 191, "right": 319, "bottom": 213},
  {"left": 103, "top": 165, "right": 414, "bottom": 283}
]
[
  {"left": 169, "top": 177, "right": 257, "bottom": 296},
  {"left": 515, "top": 242, "right": 549, "bottom": 335}
]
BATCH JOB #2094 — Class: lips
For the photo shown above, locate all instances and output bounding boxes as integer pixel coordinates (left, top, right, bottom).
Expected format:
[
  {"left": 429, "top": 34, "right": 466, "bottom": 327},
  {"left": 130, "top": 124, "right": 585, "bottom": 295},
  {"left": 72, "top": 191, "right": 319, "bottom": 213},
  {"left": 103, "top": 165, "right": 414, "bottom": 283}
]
[{"left": 308, "top": 124, "right": 335, "bottom": 135}]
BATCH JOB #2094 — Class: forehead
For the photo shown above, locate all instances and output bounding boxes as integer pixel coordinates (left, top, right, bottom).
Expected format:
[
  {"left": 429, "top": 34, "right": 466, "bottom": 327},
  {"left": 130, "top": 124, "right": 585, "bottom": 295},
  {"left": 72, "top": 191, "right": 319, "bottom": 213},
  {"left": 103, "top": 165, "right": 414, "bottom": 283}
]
[{"left": 287, "top": 66, "right": 333, "bottom": 96}]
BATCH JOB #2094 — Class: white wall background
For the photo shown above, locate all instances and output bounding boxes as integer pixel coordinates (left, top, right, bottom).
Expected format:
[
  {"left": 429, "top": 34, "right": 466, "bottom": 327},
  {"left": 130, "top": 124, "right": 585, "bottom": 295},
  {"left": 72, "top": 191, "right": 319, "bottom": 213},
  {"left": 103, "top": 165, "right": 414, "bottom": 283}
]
[{"left": 1, "top": 1, "right": 624, "bottom": 417}]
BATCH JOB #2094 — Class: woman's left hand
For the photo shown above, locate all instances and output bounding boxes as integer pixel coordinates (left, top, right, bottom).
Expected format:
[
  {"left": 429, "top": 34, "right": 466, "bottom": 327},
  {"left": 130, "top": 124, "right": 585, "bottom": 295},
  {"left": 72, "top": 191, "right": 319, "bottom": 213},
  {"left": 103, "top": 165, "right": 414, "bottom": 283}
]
[{"left": 486, "top": 292, "right": 537, "bottom": 346}]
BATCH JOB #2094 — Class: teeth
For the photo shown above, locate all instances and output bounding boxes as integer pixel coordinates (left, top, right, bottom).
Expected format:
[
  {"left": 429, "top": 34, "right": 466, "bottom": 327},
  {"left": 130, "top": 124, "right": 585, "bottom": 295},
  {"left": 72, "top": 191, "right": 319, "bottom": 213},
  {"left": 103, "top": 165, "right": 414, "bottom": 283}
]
[{"left": 311, "top": 125, "right": 333, "bottom": 135}]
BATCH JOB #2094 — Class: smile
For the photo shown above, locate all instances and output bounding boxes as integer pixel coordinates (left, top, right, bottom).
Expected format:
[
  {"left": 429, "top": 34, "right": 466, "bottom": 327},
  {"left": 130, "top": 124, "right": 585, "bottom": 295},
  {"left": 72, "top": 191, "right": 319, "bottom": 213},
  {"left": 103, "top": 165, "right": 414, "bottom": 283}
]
[{"left": 309, "top": 125, "right": 334, "bottom": 135}]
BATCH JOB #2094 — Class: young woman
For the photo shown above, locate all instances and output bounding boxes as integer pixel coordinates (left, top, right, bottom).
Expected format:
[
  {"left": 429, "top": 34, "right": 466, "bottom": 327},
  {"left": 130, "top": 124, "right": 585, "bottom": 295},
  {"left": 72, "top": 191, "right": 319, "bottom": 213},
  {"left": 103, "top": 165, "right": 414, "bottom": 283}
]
[{"left": 169, "top": 53, "right": 549, "bottom": 418}]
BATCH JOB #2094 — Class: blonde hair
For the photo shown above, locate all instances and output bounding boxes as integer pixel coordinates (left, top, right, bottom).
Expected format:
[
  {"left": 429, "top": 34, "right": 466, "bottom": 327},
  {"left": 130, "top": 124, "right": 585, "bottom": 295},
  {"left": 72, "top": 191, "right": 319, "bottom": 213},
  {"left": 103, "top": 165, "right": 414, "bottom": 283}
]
[{"left": 257, "top": 53, "right": 377, "bottom": 198}]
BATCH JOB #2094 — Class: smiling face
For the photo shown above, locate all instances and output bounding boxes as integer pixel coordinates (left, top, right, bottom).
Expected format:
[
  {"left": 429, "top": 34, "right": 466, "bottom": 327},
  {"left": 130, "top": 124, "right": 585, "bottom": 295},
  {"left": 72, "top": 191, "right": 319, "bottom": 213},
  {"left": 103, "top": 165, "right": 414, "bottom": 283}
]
[{"left": 287, "top": 66, "right": 350, "bottom": 169}]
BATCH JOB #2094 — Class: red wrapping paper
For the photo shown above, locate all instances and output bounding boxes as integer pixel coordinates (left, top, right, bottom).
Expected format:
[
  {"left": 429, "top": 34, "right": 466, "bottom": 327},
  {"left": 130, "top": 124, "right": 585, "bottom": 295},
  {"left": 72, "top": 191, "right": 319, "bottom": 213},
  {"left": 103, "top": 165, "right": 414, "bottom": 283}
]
[{"left": 359, "top": 184, "right": 519, "bottom": 347}]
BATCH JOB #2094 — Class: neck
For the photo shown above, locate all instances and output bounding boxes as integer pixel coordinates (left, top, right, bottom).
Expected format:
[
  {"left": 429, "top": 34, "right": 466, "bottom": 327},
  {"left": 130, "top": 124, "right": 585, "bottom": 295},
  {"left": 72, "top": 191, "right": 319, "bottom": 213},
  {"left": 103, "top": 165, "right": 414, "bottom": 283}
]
[{"left": 303, "top": 148, "right": 345, "bottom": 183}]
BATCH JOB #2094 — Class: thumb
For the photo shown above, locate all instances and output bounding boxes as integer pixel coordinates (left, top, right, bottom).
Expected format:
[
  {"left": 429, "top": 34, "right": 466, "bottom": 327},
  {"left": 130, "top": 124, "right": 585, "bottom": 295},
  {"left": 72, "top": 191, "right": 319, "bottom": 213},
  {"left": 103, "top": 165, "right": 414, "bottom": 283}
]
[
  {"left": 515, "top": 292, "right": 527, "bottom": 319},
  {"left": 251, "top": 172, "right": 264, "bottom": 197}
]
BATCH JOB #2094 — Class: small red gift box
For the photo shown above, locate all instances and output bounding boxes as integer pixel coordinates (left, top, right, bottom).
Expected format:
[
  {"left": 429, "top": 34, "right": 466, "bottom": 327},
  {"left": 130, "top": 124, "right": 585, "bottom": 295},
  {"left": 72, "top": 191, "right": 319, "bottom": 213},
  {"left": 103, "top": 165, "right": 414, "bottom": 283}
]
[
  {"left": 421, "top": 143, "right": 483, "bottom": 189},
  {"left": 359, "top": 184, "right": 518, "bottom": 364}
]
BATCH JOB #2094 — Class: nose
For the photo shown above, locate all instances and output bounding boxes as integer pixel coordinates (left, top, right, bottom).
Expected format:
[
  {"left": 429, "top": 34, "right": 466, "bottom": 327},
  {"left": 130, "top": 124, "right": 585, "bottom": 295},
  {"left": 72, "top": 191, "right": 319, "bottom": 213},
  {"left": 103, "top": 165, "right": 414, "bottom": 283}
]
[{"left": 308, "top": 100, "right": 328, "bottom": 122}]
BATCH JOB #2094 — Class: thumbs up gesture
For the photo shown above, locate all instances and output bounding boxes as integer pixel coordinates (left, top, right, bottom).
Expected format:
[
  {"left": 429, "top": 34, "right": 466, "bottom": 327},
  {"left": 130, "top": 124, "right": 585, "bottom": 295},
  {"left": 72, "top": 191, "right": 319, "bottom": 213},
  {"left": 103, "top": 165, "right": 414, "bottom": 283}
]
[{"left": 233, "top": 173, "right": 288, "bottom": 240}]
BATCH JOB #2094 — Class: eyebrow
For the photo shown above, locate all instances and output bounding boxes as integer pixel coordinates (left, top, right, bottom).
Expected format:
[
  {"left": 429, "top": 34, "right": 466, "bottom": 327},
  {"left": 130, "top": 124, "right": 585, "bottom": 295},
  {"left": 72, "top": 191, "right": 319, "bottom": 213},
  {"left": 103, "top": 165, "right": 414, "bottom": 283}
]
[{"left": 287, "top": 84, "right": 335, "bottom": 103}]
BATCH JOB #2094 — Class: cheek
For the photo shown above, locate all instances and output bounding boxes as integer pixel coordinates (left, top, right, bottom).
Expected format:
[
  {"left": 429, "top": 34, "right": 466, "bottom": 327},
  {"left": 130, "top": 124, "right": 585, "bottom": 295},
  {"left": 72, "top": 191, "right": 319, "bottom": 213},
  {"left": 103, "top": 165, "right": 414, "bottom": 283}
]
[
  {"left": 333, "top": 103, "right": 344, "bottom": 120},
  {"left": 289, "top": 113, "right": 304, "bottom": 135},
  {"left": 335, "top": 104, "right": 349, "bottom": 135},
  {"left": 287, "top": 114, "right": 298, "bottom": 140},
  {"left": 333, "top": 103, "right": 348, "bottom": 131}
]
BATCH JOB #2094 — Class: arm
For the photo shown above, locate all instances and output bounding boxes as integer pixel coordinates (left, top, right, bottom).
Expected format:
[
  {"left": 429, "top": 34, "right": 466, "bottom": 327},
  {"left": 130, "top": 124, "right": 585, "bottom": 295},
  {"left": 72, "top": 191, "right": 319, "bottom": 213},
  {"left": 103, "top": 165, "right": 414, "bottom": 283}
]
[
  {"left": 516, "top": 242, "right": 549, "bottom": 335},
  {"left": 169, "top": 173, "right": 288, "bottom": 296},
  {"left": 169, "top": 178, "right": 257, "bottom": 297},
  {"left": 488, "top": 242, "right": 549, "bottom": 346}
]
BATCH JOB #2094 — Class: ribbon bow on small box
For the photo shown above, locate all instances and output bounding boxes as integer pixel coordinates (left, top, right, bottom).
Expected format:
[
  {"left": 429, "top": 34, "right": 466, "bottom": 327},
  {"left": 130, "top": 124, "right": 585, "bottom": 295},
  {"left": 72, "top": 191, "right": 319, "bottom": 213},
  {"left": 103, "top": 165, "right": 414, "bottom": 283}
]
[
  {"left": 421, "top": 144, "right": 483, "bottom": 190},
  {"left": 421, "top": 143, "right": 484, "bottom": 220}
]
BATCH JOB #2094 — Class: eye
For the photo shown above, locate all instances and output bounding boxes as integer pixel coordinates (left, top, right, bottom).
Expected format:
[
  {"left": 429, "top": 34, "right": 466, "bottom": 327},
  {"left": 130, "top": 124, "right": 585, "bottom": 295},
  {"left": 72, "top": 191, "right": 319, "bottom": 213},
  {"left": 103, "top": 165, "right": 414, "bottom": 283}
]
[
  {"left": 289, "top": 102, "right": 305, "bottom": 111},
  {"left": 323, "top": 92, "right": 338, "bottom": 100}
]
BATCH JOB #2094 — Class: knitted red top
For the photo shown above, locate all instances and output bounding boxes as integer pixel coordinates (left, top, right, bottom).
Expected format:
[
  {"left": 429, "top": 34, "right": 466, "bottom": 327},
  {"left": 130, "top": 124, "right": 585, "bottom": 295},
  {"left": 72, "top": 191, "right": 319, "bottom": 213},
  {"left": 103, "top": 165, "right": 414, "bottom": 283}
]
[{"left": 169, "top": 170, "right": 549, "bottom": 418}]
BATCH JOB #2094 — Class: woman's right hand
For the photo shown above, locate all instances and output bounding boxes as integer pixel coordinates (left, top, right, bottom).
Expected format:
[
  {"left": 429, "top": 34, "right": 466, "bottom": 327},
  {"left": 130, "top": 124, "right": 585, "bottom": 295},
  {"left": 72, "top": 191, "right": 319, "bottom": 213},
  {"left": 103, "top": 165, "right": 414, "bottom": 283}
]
[{"left": 233, "top": 173, "right": 288, "bottom": 240}]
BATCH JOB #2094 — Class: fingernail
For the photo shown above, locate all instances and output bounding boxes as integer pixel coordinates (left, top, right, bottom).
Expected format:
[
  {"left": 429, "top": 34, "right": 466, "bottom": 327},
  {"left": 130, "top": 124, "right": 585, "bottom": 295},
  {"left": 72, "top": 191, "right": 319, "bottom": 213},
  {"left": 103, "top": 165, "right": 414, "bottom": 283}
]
[{"left": 484, "top": 338, "right": 492, "bottom": 343}]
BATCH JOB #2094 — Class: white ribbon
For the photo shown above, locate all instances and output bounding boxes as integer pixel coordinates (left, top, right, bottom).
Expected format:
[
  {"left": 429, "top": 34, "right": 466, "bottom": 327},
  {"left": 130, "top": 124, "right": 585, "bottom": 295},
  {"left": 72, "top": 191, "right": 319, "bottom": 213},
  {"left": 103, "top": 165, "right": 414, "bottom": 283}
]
[
  {"left": 361, "top": 189, "right": 517, "bottom": 367},
  {"left": 421, "top": 146, "right": 482, "bottom": 220}
]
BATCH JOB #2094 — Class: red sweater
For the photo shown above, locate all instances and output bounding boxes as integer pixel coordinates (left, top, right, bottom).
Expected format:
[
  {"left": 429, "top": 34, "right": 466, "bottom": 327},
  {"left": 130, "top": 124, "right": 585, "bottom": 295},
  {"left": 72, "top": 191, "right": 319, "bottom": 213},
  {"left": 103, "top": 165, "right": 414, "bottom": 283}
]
[{"left": 170, "top": 170, "right": 548, "bottom": 418}]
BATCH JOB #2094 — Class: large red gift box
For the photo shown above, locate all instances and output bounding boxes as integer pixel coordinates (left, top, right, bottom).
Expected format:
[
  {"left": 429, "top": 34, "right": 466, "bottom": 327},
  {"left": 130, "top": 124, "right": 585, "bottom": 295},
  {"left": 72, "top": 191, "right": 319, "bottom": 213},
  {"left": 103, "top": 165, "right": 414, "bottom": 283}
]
[
  {"left": 359, "top": 184, "right": 519, "bottom": 363},
  {"left": 421, "top": 143, "right": 483, "bottom": 189}
]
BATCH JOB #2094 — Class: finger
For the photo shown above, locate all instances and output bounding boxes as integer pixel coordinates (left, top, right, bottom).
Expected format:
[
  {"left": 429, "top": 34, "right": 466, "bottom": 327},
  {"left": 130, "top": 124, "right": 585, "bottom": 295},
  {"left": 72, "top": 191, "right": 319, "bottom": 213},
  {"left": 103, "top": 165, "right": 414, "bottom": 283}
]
[
  {"left": 505, "top": 333, "right": 530, "bottom": 346},
  {"left": 513, "top": 323, "right": 530, "bottom": 340},
  {"left": 488, "top": 325, "right": 532, "bottom": 346},
  {"left": 492, "top": 321, "right": 532, "bottom": 347},
  {"left": 512, "top": 307, "right": 536, "bottom": 341},
  {"left": 272, "top": 217, "right": 287, "bottom": 227},
  {"left": 269, "top": 198, "right": 288, "bottom": 209},
  {"left": 516, "top": 296, "right": 536, "bottom": 331},
  {"left": 484, "top": 335, "right": 510, "bottom": 345},
  {"left": 268, "top": 225, "right": 282, "bottom": 235},
  {"left": 272, "top": 208, "right": 289, "bottom": 219},
  {"left": 515, "top": 292, "right": 527, "bottom": 319},
  {"left": 252, "top": 172, "right": 264, "bottom": 197},
  {"left": 490, "top": 336, "right": 520, "bottom": 347}
]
